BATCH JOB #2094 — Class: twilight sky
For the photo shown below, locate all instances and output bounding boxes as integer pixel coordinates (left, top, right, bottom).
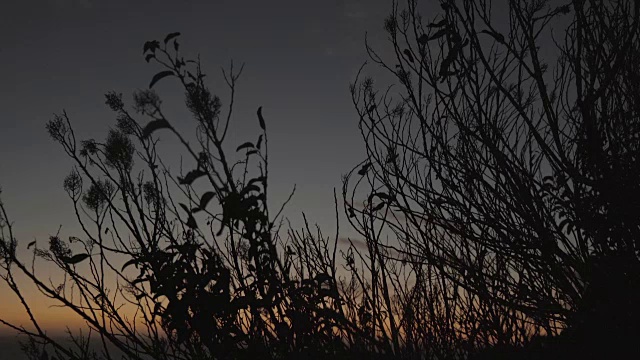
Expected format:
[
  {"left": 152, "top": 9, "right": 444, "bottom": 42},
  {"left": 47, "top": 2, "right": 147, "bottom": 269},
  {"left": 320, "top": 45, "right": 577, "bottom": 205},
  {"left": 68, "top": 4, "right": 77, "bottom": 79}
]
[
  {"left": 0, "top": 0, "right": 422, "bottom": 334},
  {"left": 0, "top": 0, "right": 396, "bottom": 237}
]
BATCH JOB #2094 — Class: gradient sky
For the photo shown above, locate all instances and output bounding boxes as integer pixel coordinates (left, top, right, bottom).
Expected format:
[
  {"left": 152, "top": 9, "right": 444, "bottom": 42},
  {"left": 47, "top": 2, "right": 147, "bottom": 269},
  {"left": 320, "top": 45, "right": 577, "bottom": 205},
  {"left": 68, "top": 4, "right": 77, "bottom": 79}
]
[{"left": 0, "top": 0, "right": 418, "bottom": 335}]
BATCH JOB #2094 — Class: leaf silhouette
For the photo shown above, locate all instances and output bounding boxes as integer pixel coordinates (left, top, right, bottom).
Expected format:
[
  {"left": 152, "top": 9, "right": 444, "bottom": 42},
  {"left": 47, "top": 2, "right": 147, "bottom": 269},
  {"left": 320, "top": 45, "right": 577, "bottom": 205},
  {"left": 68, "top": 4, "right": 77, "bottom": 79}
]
[
  {"left": 179, "top": 203, "right": 191, "bottom": 214},
  {"left": 257, "top": 106, "right": 266, "bottom": 131},
  {"left": 256, "top": 134, "right": 263, "bottom": 149},
  {"left": 178, "top": 169, "right": 206, "bottom": 185},
  {"left": 480, "top": 29, "right": 504, "bottom": 43},
  {"left": 377, "top": 192, "right": 392, "bottom": 200},
  {"left": 27, "top": 241, "right": 36, "bottom": 249},
  {"left": 240, "top": 184, "right": 261, "bottom": 196},
  {"left": 403, "top": 49, "right": 415, "bottom": 63},
  {"left": 143, "top": 40, "right": 160, "bottom": 54},
  {"left": 429, "top": 28, "right": 449, "bottom": 41},
  {"left": 149, "top": 70, "right": 174, "bottom": 89},
  {"left": 248, "top": 176, "right": 267, "bottom": 186},
  {"left": 369, "top": 192, "right": 391, "bottom": 202},
  {"left": 164, "top": 32, "right": 181, "bottom": 44},
  {"left": 178, "top": 202, "right": 198, "bottom": 228},
  {"left": 63, "top": 253, "right": 90, "bottom": 265},
  {"left": 142, "top": 119, "right": 172, "bottom": 138},
  {"left": 418, "top": 34, "right": 429, "bottom": 45},
  {"left": 152, "top": 302, "right": 163, "bottom": 316},
  {"left": 427, "top": 19, "right": 447, "bottom": 28},
  {"left": 439, "top": 45, "right": 462, "bottom": 77},
  {"left": 186, "top": 213, "right": 198, "bottom": 229},
  {"left": 371, "top": 202, "right": 386, "bottom": 212},
  {"left": 121, "top": 258, "right": 138, "bottom": 272},
  {"left": 358, "top": 162, "right": 372, "bottom": 176},
  {"left": 145, "top": 54, "right": 155, "bottom": 63},
  {"left": 199, "top": 191, "right": 215, "bottom": 211},
  {"left": 236, "top": 142, "right": 254, "bottom": 152}
]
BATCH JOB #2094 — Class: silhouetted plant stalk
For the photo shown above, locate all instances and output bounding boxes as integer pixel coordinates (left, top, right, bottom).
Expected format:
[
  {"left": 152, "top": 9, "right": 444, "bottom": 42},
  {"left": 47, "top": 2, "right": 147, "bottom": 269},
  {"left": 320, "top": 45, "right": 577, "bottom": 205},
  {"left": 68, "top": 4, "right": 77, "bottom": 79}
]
[{"left": 0, "top": 34, "right": 354, "bottom": 359}]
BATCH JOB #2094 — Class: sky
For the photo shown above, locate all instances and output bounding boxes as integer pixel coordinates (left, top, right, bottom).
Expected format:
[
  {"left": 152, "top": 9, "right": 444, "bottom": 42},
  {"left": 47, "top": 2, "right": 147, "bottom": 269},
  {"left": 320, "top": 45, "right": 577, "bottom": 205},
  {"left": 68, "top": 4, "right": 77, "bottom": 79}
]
[{"left": 0, "top": 0, "right": 414, "bottom": 337}]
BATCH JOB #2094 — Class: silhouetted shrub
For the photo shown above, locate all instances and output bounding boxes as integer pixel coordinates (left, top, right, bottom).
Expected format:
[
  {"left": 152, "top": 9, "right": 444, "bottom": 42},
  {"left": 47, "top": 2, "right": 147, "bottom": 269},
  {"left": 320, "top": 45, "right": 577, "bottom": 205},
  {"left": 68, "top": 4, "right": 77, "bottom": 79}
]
[{"left": 1, "top": 0, "right": 640, "bottom": 359}]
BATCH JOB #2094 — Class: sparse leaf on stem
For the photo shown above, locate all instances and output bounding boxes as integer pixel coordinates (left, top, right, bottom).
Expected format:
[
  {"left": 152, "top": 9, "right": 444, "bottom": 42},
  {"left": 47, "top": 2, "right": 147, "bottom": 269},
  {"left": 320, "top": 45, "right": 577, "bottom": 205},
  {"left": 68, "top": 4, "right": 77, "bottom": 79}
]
[
  {"left": 178, "top": 169, "right": 206, "bottom": 185},
  {"left": 62, "top": 253, "right": 90, "bottom": 265},
  {"left": 236, "top": 142, "right": 254, "bottom": 152},
  {"left": 164, "top": 32, "right": 181, "bottom": 44},
  {"left": 142, "top": 119, "right": 172, "bottom": 139},
  {"left": 149, "top": 70, "right": 174, "bottom": 89},
  {"left": 257, "top": 106, "right": 266, "bottom": 131}
]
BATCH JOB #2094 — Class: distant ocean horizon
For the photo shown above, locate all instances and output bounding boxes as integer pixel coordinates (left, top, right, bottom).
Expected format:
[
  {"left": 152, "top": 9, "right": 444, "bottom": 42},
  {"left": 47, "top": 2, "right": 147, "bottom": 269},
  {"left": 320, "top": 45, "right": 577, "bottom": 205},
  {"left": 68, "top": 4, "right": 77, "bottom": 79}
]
[
  {"left": 0, "top": 334, "right": 26, "bottom": 360},
  {"left": 0, "top": 333, "right": 128, "bottom": 360}
]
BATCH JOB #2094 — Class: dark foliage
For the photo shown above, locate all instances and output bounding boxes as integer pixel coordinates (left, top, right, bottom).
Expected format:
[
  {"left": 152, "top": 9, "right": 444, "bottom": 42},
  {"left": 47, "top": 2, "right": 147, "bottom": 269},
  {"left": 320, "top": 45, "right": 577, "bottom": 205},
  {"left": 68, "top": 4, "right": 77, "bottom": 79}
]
[
  {"left": 0, "top": 0, "right": 639, "bottom": 359},
  {"left": 344, "top": 0, "right": 640, "bottom": 357}
]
